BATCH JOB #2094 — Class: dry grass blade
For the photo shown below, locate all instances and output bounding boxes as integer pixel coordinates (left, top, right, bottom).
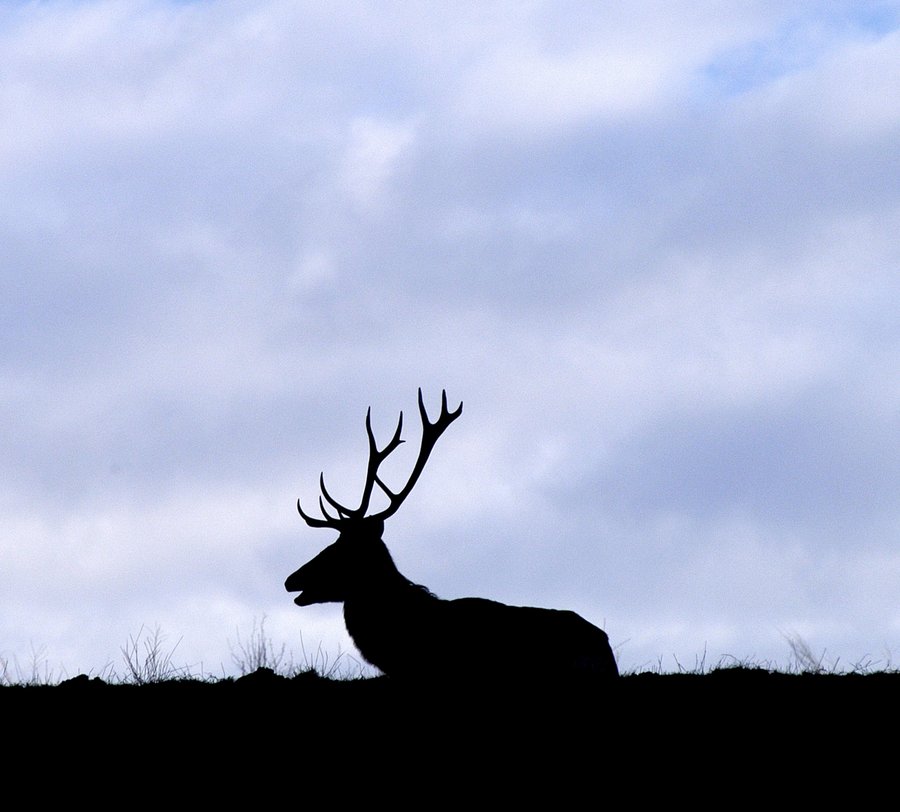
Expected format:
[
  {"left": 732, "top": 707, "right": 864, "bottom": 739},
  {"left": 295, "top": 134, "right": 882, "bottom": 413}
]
[
  {"left": 229, "top": 615, "right": 290, "bottom": 676},
  {"left": 120, "top": 624, "right": 186, "bottom": 684}
]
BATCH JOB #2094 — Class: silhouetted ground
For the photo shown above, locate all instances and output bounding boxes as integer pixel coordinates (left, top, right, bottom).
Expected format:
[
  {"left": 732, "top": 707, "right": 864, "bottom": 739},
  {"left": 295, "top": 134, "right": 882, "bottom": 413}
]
[{"left": 5, "top": 667, "right": 894, "bottom": 795}]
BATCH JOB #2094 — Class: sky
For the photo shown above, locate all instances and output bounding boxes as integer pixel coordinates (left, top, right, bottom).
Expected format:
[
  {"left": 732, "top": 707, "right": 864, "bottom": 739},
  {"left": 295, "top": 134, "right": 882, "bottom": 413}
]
[{"left": 2, "top": 0, "right": 898, "bottom": 680}]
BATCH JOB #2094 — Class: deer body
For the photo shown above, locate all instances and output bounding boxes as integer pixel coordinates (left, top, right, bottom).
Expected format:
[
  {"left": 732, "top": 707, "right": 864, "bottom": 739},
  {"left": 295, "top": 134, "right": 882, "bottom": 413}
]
[
  {"left": 353, "top": 595, "right": 617, "bottom": 681},
  {"left": 285, "top": 391, "right": 618, "bottom": 682}
]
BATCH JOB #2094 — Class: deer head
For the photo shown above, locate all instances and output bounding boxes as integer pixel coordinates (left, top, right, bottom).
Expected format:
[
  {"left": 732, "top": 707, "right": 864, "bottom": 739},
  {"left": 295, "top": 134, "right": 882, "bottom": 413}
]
[{"left": 285, "top": 389, "right": 462, "bottom": 606}]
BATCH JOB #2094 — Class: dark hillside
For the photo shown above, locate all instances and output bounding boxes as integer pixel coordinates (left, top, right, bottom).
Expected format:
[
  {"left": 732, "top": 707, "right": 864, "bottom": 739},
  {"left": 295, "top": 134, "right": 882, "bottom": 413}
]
[{"left": 5, "top": 667, "right": 893, "bottom": 792}]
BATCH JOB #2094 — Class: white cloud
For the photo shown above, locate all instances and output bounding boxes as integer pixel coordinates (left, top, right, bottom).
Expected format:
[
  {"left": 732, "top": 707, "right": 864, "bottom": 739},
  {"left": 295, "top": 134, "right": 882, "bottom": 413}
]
[
  {"left": 340, "top": 117, "right": 417, "bottom": 209},
  {"left": 1, "top": 1, "right": 898, "bottom": 677},
  {"left": 456, "top": 44, "right": 671, "bottom": 131}
]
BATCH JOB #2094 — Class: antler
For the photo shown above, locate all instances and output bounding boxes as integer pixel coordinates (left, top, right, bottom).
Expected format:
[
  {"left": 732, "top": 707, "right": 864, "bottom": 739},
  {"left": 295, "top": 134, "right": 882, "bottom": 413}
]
[
  {"left": 297, "top": 389, "right": 463, "bottom": 529},
  {"left": 369, "top": 388, "right": 463, "bottom": 521}
]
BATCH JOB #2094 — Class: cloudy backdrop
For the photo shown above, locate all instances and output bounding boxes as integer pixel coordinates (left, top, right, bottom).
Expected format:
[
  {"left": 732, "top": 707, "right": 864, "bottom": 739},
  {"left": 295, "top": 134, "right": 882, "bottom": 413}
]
[{"left": 2, "top": 0, "right": 898, "bottom": 679}]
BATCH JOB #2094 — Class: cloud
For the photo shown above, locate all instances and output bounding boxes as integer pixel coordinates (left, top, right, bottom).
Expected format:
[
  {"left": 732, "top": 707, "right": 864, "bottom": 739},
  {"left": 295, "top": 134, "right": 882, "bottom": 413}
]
[
  {"left": 340, "top": 117, "right": 417, "bottom": 209},
  {"left": 1, "top": 1, "right": 898, "bottom": 676}
]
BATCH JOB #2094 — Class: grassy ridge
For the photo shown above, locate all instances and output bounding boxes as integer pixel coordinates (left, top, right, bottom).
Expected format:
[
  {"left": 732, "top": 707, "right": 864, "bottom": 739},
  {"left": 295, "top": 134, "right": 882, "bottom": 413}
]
[
  {"left": 5, "top": 666, "right": 892, "bottom": 794},
  {"left": 6, "top": 664, "right": 895, "bottom": 723}
]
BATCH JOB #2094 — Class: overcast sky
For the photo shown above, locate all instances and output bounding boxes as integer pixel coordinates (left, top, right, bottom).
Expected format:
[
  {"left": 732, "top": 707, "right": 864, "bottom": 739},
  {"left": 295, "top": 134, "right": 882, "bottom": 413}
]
[{"left": 2, "top": 1, "right": 898, "bottom": 679}]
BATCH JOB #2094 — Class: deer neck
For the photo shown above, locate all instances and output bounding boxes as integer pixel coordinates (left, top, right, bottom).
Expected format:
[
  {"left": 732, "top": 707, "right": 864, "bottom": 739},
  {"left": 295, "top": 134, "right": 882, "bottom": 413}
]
[
  {"left": 343, "top": 563, "right": 429, "bottom": 607},
  {"left": 342, "top": 566, "right": 440, "bottom": 676}
]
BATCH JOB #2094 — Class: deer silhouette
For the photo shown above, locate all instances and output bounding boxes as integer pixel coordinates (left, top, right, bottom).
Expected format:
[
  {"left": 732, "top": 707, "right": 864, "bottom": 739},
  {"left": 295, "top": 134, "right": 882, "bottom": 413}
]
[{"left": 285, "top": 390, "right": 618, "bottom": 683}]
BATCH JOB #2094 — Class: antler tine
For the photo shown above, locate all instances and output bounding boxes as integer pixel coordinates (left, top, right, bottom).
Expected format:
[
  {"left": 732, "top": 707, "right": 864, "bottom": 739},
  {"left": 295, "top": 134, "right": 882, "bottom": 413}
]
[
  {"left": 371, "top": 388, "right": 463, "bottom": 521},
  {"left": 419, "top": 387, "right": 463, "bottom": 429},
  {"left": 297, "top": 497, "right": 339, "bottom": 529},
  {"left": 296, "top": 472, "right": 352, "bottom": 529},
  {"left": 319, "top": 472, "right": 354, "bottom": 518},
  {"left": 354, "top": 406, "right": 405, "bottom": 516},
  {"left": 366, "top": 406, "right": 405, "bottom": 461},
  {"left": 318, "top": 494, "right": 345, "bottom": 523}
]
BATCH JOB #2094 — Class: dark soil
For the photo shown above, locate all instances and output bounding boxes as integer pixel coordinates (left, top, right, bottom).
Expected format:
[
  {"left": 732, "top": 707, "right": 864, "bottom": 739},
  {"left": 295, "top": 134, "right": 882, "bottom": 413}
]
[{"left": 5, "top": 667, "right": 894, "bottom": 793}]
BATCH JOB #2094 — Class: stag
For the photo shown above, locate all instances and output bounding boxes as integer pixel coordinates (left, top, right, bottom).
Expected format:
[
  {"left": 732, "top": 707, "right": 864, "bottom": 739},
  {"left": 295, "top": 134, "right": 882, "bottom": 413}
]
[{"left": 285, "top": 390, "right": 618, "bottom": 683}]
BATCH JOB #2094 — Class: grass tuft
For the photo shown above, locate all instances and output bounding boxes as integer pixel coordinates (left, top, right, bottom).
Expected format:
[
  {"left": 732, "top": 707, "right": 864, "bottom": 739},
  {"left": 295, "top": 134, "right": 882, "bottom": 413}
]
[
  {"left": 1, "top": 643, "right": 61, "bottom": 686},
  {"left": 120, "top": 624, "right": 189, "bottom": 684},
  {"left": 229, "top": 615, "right": 290, "bottom": 676}
]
